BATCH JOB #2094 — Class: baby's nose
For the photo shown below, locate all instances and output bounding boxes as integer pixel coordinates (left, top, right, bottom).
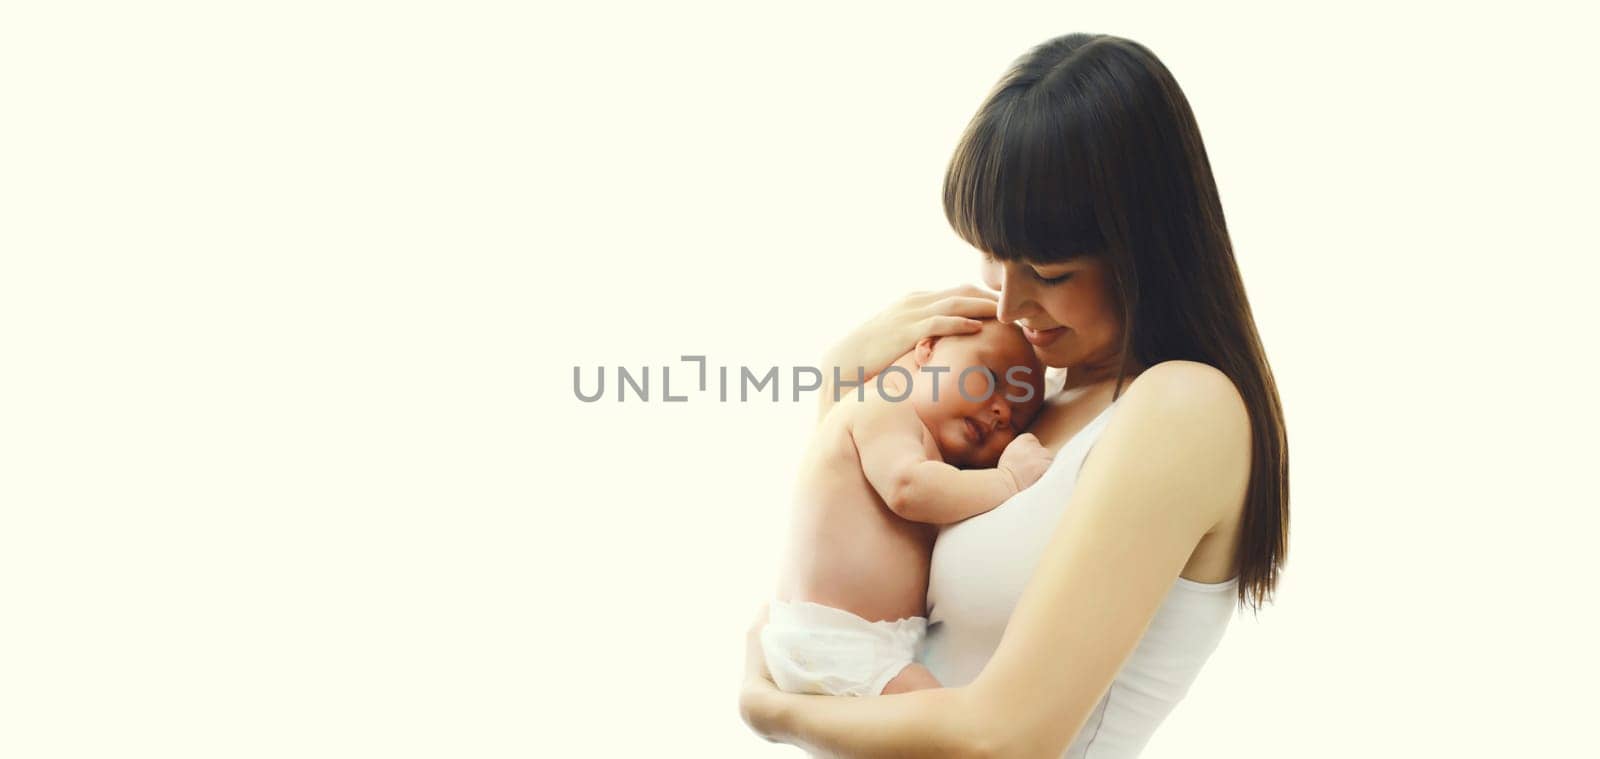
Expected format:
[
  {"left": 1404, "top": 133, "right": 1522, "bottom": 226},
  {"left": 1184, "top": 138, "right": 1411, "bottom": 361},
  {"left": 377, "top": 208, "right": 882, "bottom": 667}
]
[{"left": 990, "top": 398, "right": 1012, "bottom": 428}]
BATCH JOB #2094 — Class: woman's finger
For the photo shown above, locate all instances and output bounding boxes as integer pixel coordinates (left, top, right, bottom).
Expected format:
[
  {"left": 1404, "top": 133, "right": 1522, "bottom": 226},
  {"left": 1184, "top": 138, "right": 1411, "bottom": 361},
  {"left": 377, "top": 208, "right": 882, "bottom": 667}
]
[
  {"left": 902, "top": 284, "right": 994, "bottom": 309},
  {"left": 920, "top": 295, "right": 999, "bottom": 321},
  {"left": 949, "top": 282, "right": 999, "bottom": 299},
  {"left": 928, "top": 282, "right": 998, "bottom": 302},
  {"left": 738, "top": 604, "right": 780, "bottom": 737},
  {"left": 917, "top": 315, "right": 987, "bottom": 339},
  {"left": 745, "top": 604, "right": 772, "bottom": 682}
]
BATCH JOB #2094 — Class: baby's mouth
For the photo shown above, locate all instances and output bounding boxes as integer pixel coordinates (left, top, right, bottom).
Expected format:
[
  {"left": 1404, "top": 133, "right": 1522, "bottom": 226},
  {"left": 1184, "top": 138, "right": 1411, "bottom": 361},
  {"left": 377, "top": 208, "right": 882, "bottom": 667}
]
[{"left": 964, "top": 417, "right": 987, "bottom": 446}]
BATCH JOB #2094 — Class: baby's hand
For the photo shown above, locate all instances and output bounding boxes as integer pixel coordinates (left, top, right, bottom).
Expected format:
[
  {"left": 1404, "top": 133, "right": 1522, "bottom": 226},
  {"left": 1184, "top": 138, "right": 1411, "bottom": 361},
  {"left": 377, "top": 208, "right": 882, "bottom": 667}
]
[{"left": 998, "top": 433, "right": 1054, "bottom": 492}]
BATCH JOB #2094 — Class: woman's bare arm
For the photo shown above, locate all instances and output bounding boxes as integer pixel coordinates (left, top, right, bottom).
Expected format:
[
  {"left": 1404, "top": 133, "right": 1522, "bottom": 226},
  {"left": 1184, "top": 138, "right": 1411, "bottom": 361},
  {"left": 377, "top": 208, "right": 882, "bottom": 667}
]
[{"left": 741, "top": 360, "right": 1252, "bottom": 757}]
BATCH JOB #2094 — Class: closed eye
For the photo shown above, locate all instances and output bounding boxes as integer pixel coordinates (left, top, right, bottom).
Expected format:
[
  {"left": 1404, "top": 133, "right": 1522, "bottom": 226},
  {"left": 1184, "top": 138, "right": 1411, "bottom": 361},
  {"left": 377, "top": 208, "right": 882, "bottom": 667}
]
[{"left": 1031, "top": 269, "right": 1072, "bottom": 285}]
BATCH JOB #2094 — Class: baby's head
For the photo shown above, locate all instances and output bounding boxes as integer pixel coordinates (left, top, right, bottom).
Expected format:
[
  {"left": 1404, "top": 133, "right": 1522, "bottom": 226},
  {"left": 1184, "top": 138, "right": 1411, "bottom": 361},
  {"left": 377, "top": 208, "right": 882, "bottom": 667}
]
[{"left": 896, "top": 320, "right": 1046, "bottom": 468}]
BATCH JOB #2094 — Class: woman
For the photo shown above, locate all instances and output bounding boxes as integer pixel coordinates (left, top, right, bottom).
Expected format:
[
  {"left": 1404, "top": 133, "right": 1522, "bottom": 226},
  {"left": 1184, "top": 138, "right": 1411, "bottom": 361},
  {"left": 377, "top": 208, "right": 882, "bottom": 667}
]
[{"left": 739, "top": 33, "right": 1289, "bottom": 757}]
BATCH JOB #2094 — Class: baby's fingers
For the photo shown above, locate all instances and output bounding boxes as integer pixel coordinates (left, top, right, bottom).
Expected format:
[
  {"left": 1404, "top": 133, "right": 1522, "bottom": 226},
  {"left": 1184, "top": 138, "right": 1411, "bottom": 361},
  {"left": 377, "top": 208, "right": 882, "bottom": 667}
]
[{"left": 1009, "top": 432, "right": 1048, "bottom": 453}]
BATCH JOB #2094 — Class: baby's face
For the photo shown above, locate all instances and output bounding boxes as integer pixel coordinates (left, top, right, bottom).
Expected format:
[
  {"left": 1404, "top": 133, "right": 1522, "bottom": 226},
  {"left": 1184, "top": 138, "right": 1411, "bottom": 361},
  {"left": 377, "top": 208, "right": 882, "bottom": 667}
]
[{"left": 911, "top": 322, "right": 1046, "bottom": 468}]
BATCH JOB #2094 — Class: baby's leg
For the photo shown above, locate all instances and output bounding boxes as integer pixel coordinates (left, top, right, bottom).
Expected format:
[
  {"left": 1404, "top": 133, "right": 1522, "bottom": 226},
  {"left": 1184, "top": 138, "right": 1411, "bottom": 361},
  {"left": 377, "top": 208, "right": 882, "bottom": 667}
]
[{"left": 879, "top": 662, "right": 941, "bottom": 694}]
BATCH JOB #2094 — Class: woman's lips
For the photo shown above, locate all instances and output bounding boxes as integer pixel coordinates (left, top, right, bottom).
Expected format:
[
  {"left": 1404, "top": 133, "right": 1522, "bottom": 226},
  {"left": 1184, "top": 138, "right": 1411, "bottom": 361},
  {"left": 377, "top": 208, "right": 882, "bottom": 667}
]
[{"left": 1022, "top": 325, "right": 1067, "bottom": 347}]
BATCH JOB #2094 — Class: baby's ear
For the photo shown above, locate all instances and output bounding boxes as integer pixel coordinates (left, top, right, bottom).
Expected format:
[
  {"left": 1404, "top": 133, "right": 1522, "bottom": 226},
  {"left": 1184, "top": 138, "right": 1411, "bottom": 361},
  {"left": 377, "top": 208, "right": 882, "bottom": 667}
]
[{"left": 913, "top": 336, "right": 938, "bottom": 368}]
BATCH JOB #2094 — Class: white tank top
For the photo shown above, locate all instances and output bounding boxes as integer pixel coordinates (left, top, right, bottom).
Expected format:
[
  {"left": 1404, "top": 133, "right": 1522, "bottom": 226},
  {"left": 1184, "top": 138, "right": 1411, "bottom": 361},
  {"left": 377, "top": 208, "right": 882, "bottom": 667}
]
[{"left": 921, "top": 400, "right": 1238, "bottom": 759}]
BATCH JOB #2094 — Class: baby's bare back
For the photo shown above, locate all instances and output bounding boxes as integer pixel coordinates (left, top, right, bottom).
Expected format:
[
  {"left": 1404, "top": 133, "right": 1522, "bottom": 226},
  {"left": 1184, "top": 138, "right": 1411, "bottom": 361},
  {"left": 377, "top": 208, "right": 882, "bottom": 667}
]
[{"left": 774, "top": 401, "right": 938, "bottom": 623}]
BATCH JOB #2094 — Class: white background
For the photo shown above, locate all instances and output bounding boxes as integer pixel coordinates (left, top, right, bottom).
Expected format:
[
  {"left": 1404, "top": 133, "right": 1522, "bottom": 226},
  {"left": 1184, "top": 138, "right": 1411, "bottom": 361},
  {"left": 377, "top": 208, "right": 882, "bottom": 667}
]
[{"left": 4, "top": 1, "right": 1598, "bottom": 756}]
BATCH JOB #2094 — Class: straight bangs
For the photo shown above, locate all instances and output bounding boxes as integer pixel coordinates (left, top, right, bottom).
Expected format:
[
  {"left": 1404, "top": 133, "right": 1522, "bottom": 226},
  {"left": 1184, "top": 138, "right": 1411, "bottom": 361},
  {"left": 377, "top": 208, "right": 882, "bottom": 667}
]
[{"left": 942, "top": 88, "right": 1104, "bottom": 264}]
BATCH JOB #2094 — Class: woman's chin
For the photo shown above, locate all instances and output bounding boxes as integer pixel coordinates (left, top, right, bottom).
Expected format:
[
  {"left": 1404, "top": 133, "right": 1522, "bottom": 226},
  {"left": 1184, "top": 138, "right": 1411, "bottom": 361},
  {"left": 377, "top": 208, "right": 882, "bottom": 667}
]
[{"left": 1033, "top": 345, "right": 1074, "bottom": 369}]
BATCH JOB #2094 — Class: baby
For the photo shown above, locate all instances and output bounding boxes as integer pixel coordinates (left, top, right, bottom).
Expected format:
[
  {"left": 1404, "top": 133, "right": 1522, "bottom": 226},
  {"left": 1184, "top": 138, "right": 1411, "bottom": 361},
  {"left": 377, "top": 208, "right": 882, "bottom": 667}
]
[{"left": 763, "top": 319, "right": 1053, "bottom": 697}]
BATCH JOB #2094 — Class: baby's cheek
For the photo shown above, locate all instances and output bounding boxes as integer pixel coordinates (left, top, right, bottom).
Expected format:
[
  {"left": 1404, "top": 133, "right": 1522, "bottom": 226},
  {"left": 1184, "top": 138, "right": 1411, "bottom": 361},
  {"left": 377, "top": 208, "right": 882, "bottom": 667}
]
[
  {"left": 986, "top": 434, "right": 1015, "bottom": 467},
  {"left": 943, "top": 424, "right": 974, "bottom": 464}
]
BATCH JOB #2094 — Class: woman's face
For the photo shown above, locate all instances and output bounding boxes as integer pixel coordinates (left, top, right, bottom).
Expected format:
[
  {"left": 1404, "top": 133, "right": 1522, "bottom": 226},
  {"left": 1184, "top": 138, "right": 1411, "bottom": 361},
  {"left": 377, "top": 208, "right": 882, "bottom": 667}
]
[{"left": 981, "top": 255, "right": 1124, "bottom": 371}]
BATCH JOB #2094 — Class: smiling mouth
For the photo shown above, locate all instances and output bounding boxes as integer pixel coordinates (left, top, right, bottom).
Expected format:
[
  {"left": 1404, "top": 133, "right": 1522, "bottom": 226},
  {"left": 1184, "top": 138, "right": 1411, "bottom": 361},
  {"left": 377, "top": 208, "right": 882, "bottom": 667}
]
[{"left": 1021, "top": 324, "right": 1067, "bottom": 347}]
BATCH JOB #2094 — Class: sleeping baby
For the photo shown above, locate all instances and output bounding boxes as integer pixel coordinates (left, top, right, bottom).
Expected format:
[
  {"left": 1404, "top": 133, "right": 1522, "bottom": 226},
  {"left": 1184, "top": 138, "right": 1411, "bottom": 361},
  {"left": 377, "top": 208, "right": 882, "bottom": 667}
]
[{"left": 763, "top": 319, "right": 1053, "bottom": 696}]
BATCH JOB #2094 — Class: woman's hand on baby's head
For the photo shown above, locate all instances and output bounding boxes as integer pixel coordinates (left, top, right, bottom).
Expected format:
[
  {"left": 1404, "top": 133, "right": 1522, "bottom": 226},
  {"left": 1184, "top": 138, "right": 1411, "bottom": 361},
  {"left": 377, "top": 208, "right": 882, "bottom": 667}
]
[
  {"left": 998, "top": 433, "right": 1054, "bottom": 493},
  {"left": 902, "top": 284, "right": 1000, "bottom": 337},
  {"left": 827, "top": 285, "right": 998, "bottom": 373},
  {"left": 819, "top": 285, "right": 1000, "bottom": 421}
]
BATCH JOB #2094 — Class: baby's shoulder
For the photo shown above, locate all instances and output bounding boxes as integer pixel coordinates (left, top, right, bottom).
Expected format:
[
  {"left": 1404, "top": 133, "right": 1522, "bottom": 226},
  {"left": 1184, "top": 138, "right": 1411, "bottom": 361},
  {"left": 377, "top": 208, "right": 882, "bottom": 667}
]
[
  {"left": 818, "top": 397, "right": 930, "bottom": 456},
  {"left": 837, "top": 394, "right": 924, "bottom": 434},
  {"left": 804, "top": 400, "right": 895, "bottom": 471}
]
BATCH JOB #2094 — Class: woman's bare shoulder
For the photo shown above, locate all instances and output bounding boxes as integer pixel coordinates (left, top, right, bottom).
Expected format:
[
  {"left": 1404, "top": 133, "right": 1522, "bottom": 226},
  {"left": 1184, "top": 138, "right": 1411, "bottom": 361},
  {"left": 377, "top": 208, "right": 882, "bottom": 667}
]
[
  {"left": 1103, "top": 360, "right": 1251, "bottom": 526},
  {"left": 1122, "top": 360, "right": 1248, "bottom": 429}
]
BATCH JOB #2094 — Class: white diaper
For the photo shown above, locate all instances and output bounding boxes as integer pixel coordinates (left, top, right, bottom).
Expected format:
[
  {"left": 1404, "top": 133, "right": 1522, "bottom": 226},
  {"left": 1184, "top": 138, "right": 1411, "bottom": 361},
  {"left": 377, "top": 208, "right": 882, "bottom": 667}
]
[{"left": 760, "top": 600, "right": 928, "bottom": 697}]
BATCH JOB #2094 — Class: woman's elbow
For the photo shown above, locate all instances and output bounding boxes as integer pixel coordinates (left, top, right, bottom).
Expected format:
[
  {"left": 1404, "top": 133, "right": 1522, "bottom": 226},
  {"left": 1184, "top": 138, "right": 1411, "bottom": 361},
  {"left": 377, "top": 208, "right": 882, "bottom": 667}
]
[
  {"left": 961, "top": 733, "right": 1003, "bottom": 759},
  {"left": 948, "top": 688, "right": 1068, "bottom": 759},
  {"left": 965, "top": 732, "right": 1067, "bottom": 759},
  {"left": 934, "top": 716, "right": 1000, "bottom": 758},
  {"left": 940, "top": 689, "right": 1035, "bottom": 759}
]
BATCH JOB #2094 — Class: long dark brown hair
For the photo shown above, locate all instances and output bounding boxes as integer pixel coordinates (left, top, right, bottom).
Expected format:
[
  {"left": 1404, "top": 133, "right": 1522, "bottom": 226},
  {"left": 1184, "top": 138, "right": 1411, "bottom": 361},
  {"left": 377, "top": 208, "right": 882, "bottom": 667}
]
[{"left": 942, "top": 33, "right": 1288, "bottom": 611}]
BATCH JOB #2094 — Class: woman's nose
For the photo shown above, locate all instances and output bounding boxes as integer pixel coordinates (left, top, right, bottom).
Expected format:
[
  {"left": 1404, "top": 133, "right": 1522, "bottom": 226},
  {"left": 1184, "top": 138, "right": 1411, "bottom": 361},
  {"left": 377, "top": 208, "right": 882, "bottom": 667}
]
[
  {"left": 992, "top": 264, "right": 1038, "bottom": 325},
  {"left": 995, "top": 280, "right": 1030, "bottom": 325}
]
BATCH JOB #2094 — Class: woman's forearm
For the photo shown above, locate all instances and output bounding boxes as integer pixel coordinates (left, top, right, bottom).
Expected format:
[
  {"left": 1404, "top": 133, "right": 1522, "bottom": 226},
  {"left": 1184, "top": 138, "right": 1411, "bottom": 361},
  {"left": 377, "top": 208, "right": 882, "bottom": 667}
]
[{"left": 751, "top": 685, "right": 996, "bottom": 759}]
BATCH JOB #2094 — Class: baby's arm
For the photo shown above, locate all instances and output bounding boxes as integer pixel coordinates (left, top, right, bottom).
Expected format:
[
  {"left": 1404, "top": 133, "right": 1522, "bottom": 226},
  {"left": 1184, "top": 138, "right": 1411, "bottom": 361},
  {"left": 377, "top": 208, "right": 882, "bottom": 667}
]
[{"left": 852, "top": 401, "right": 1036, "bottom": 525}]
